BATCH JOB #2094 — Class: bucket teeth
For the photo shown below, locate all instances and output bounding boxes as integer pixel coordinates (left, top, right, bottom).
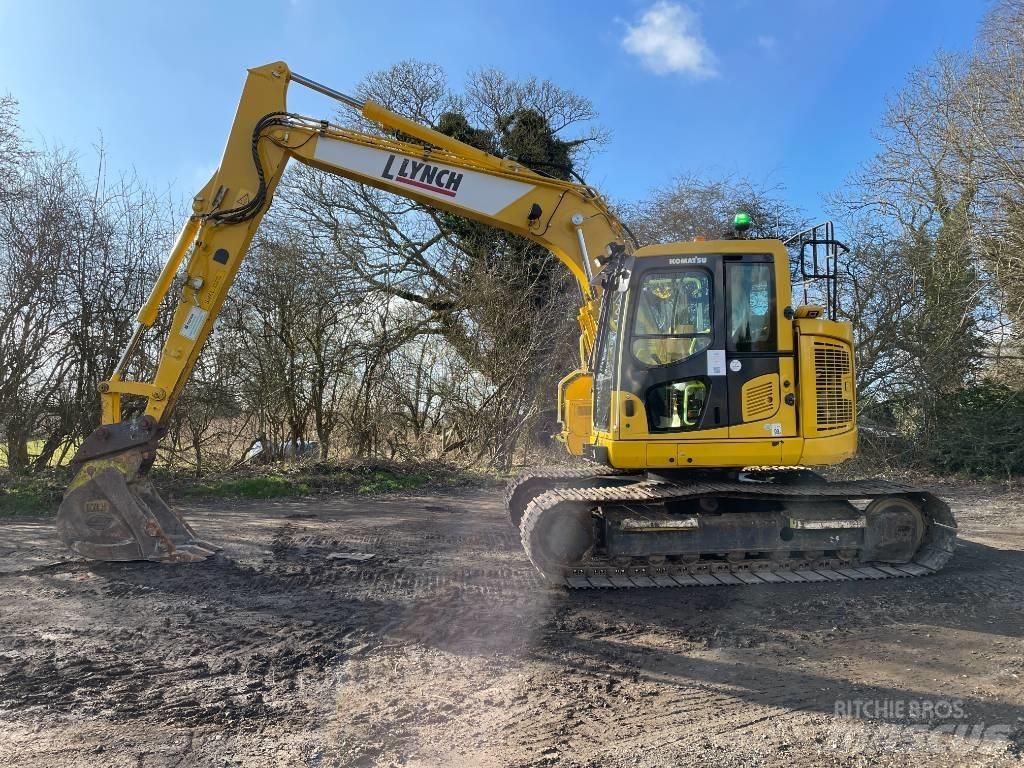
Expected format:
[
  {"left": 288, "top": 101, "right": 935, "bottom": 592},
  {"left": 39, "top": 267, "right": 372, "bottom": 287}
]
[{"left": 56, "top": 451, "right": 215, "bottom": 563}]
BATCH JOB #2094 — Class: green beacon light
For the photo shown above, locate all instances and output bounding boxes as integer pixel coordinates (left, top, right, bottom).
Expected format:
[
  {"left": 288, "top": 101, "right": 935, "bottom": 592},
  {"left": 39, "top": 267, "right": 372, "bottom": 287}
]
[{"left": 733, "top": 211, "right": 753, "bottom": 234}]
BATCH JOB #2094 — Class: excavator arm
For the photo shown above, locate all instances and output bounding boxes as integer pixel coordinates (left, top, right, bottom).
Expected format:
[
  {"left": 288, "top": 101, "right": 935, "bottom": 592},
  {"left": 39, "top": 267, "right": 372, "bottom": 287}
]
[{"left": 56, "top": 61, "right": 628, "bottom": 562}]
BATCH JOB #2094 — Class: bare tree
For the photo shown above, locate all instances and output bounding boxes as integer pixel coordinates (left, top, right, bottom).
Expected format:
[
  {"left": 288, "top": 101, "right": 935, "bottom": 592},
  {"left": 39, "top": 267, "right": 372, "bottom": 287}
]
[
  {"left": 268, "top": 60, "right": 605, "bottom": 468},
  {"left": 624, "top": 174, "right": 806, "bottom": 246}
]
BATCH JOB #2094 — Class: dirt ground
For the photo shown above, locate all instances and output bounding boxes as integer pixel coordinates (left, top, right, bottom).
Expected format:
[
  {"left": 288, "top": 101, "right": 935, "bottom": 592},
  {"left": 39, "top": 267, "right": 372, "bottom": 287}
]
[{"left": 1, "top": 480, "right": 1023, "bottom": 767}]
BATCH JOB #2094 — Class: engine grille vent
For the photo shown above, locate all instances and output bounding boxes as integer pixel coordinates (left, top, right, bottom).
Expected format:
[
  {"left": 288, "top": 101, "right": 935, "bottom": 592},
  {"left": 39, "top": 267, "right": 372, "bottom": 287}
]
[
  {"left": 814, "top": 341, "right": 853, "bottom": 431},
  {"left": 744, "top": 380, "right": 776, "bottom": 421}
]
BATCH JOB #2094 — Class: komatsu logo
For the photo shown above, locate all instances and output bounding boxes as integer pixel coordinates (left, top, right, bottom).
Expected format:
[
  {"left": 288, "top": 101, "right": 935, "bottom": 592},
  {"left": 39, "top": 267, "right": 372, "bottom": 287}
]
[{"left": 381, "top": 155, "right": 463, "bottom": 197}]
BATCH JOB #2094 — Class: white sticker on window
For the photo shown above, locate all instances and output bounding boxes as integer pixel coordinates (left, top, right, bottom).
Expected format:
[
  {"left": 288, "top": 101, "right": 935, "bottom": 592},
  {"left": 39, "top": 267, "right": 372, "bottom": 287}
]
[
  {"left": 707, "top": 349, "right": 726, "bottom": 376},
  {"left": 179, "top": 306, "right": 209, "bottom": 341}
]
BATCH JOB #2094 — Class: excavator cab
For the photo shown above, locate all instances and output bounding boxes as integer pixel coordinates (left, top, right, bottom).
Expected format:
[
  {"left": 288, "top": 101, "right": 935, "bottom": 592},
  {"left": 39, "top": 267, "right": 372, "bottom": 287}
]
[{"left": 580, "top": 230, "right": 815, "bottom": 470}]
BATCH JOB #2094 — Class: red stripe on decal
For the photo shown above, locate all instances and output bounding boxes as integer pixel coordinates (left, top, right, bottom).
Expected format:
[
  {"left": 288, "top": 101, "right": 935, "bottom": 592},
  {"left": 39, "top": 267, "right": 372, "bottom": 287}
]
[{"left": 395, "top": 175, "right": 457, "bottom": 197}]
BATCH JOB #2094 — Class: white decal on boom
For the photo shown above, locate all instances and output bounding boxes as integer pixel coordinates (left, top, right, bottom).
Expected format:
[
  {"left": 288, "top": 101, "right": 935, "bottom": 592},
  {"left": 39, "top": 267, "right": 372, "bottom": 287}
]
[{"left": 313, "top": 138, "right": 531, "bottom": 216}]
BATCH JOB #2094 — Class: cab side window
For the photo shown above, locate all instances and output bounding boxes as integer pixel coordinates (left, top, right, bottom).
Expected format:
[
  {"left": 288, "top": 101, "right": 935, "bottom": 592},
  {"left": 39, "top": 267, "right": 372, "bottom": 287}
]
[{"left": 727, "top": 263, "right": 775, "bottom": 352}]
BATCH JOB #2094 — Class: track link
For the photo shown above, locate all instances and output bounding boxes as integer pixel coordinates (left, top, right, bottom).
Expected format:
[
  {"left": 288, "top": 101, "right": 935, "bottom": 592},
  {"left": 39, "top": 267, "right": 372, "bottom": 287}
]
[
  {"left": 519, "top": 478, "right": 957, "bottom": 589},
  {"left": 504, "top": 464, "right": 637, "bottom": 528}
]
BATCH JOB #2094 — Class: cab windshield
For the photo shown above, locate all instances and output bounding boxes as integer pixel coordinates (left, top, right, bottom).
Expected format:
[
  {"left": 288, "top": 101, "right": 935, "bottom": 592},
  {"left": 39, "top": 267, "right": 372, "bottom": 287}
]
[{"left": 631, "top": 270, "right": 712, "bottom": 366}]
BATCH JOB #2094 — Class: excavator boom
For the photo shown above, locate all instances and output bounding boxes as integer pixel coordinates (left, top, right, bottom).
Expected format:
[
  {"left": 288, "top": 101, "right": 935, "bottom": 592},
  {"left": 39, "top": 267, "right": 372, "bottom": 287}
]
[{"left": 56, "top": 61, "right": 626, "bottom": 562}]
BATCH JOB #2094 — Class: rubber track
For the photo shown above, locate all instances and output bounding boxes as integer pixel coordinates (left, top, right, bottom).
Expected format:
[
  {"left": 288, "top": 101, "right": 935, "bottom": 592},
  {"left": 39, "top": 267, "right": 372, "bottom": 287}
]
[
  {"left": 519, "top": 478, "right": 957, "bottom": 589},
  {"left": 503, "top": 465, "right": 636, "bottom": 528}
]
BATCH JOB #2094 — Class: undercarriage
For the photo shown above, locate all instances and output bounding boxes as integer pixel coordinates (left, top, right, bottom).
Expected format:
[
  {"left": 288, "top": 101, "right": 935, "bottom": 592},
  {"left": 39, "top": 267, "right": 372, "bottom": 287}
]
[{"left": 506, "top": 466, "right": 957, "bottom": 588}]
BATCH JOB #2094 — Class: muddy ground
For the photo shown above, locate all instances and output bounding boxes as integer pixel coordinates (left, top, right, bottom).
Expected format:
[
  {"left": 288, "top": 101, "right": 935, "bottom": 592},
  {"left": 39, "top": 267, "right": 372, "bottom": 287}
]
[{"left": 1, "top": 481, "right": 1023, "bottom": 767}]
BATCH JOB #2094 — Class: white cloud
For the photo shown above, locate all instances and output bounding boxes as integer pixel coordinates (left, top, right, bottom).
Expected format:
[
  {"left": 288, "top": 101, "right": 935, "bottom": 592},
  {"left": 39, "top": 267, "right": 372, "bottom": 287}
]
[{"left": 621, "top": 2, "right": 717, "bottom": 78}]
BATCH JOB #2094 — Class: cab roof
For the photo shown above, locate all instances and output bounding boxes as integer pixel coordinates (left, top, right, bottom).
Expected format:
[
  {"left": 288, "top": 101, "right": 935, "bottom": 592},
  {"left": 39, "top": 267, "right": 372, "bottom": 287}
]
[{"left": 633, "top": 238, "right": 788, "bottom": 259}]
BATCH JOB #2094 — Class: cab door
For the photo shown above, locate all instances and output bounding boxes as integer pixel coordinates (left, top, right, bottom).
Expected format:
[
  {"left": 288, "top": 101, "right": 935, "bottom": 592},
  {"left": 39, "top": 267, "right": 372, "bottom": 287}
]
[
  {"left": 724, "top": 255, "right": 797, "bottom": 440},
  {"left": 617, "top": 254, "right": 731, "bottom": 438}
]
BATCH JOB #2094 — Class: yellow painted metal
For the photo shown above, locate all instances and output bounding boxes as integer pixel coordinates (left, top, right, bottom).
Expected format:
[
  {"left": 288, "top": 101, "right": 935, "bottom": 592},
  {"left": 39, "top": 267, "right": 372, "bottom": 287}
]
[
  {"left": 100, "top": 391, "right": 120, "bottom": 426},
  {"left": 740, "top": 373, "right": 780, "bottom": 423},
  {"left": 137, "top": 216, "right": 200, "bottom": 328},
  {"left": 101, "top": 381, "right": 163, "bottom": 399},
  {"left": 96, "top": 61, "right": 625, "bottom": 433},
  {"left": 92, "top": 61, "right": 859, "bottom": 476},
  {"left": 361, "top": 100, "right": 512, "bottom": 175},
  {"left": 794, "top": 317, "right": 854, "bottom": 345},
  {"left": 589, "top": 237, "right": 857, "bottom": 469},
  {"left": 730, "top": 366, "right": 795, "bottom": 439},
  {"left": 556, "top": 370, "right": 593, "bottom": 456},
  {"left": 144, "top": 63, "right": 294, "bottom": 424},
  {"left": 795, "top": 305, "right": 826, "bottom": 319},
  {"left": 794, "top": 317, "right": 857, "bottom": 465},
  {"left": 601, "top": 435, "right": 791, "bottom": 469},
  {"left": 799, "top": 430, "right": 857, "bottom": 465}
]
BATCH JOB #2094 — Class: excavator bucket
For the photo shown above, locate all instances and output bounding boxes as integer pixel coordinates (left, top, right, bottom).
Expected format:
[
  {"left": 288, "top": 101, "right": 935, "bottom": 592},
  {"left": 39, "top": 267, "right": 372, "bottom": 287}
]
[{"left": 56, "top": 418, "right": 218, "bottom": 563}]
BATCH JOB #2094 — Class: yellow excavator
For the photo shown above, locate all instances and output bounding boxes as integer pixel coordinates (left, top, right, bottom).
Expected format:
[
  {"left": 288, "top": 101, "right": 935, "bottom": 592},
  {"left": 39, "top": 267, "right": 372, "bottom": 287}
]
[{"left": 56, "top": 62, "right": 956, "bottom": 588}]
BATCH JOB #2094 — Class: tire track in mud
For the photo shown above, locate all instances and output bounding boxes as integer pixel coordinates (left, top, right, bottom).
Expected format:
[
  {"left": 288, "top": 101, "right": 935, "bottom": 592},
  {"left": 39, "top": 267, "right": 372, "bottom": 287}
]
[
  {"left": 0, "top": 506, "right": 551, "bottom": 730},
  {"left": 0, "top": 547, "right": 372, "bottom": 728},
  {"left": 481, "top": 677, "right": 827, "bottom": 767},
  {"left": 273, "top": 502, "right": 1024, "bottom": 765},
  {"left": 490, "top": 539, "right": 1024, "bottom": 767},
  {"left": 2, "top": 489, "right": 1023, "bottom": 767},
  {"left": 264, "top": 520, "right": 556, "bottom": 654},
  {"left": 0, "top": 627, "right": 335, "bottom": 728}
]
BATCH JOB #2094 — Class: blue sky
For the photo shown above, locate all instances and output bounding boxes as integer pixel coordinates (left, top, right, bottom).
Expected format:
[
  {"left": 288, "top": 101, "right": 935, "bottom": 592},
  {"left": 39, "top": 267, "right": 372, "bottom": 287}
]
[{"left": 0, "top": 0, "right": 989, "bottom": 220}]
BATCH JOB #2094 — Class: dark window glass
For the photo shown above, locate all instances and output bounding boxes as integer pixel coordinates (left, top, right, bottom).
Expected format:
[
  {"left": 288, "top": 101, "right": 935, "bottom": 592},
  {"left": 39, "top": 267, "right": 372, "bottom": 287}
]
[
  {"left": 645, "top": 378, "right": 709, "bottom": 432},
  {"left": 727, "top": 263, "right": 775, "bottom": 352},
  {"left": 631, "top": 270, "right": 712, "bottom": 367}
]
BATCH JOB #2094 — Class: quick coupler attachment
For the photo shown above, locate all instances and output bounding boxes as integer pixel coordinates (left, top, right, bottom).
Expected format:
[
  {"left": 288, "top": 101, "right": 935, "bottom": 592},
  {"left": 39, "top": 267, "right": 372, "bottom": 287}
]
[{"left": 56, "top": 417, "right": 219, "bottom": 563}]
